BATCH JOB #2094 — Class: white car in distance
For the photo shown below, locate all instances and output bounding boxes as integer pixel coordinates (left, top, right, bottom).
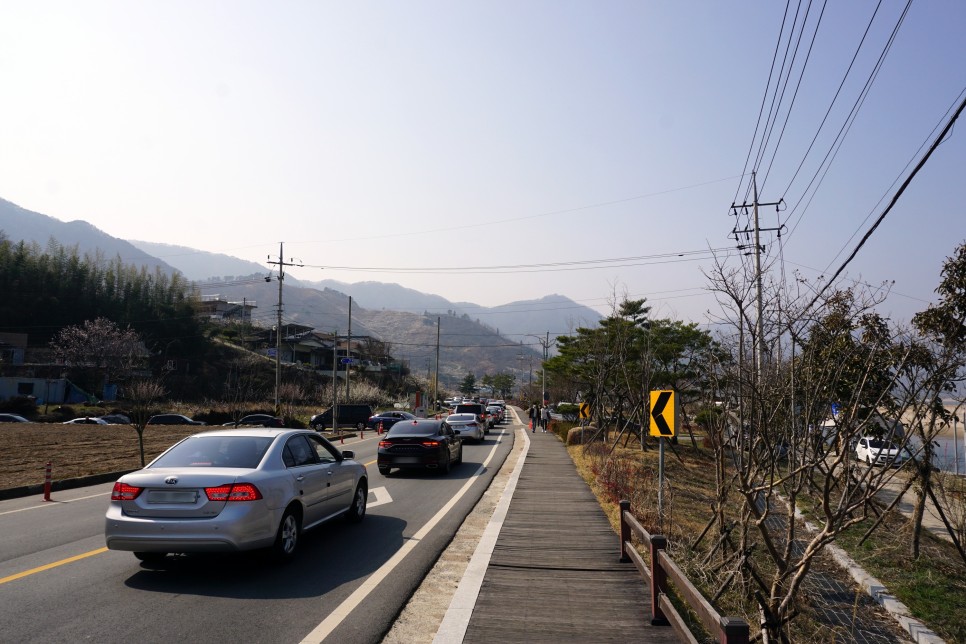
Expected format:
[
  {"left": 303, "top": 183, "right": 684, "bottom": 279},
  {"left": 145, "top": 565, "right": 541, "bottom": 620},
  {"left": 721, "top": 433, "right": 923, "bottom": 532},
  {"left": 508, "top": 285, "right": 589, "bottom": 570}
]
[{"left": 855, "top": 436, "right": 906, "bottom": 467}]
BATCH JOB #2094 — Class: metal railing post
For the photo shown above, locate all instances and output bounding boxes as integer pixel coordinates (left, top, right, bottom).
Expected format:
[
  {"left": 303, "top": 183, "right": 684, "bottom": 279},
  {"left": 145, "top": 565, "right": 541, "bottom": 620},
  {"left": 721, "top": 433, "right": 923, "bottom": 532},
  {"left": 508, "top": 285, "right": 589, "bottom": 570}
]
[
  {"left": 619, "top": 499, "right": 631, "bottom": 562},
  {"left": 650, "top": 534, "right": 669, "bottom": 625}
]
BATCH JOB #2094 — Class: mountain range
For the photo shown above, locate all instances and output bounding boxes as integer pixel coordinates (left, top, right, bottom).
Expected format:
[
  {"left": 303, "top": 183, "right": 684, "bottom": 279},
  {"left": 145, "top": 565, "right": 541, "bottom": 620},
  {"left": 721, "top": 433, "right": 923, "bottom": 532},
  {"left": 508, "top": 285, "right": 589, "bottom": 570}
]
[{"left": 0, "top": 197, "right": 602, "bottom": 383}]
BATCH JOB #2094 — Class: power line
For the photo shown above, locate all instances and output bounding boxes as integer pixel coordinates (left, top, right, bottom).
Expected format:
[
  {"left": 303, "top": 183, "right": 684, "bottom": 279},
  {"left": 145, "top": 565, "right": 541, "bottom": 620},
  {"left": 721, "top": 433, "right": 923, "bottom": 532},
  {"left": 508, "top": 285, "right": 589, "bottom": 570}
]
[{"left": 802, "top": 90, "right": 966, "bottom": 313}]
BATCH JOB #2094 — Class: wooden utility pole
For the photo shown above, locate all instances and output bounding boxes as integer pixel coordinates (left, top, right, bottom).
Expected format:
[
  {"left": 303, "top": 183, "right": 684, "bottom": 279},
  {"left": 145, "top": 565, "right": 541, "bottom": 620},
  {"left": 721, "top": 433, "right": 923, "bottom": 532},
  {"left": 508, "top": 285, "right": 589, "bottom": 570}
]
[{"left": 267, "top": 242, "right": 303, "bottom": 415}]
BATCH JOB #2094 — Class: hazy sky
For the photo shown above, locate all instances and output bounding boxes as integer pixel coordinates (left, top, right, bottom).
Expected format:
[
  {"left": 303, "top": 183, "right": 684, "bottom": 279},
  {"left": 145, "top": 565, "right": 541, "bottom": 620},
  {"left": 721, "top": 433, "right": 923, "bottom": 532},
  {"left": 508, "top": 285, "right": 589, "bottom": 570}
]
[{"left": 1, "top": 1, "right": 963, "bottom": 325}]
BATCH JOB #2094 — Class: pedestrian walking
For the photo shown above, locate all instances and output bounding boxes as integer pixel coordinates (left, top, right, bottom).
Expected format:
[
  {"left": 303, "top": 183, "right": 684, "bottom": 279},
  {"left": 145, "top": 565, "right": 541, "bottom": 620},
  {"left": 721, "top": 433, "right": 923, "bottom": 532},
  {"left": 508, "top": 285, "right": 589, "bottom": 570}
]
[
  {"left": 529, "top": 404, "right": 538, "bottom": 432},
  {"left": 541, "top": 405, "right": 550, "bottom": 432}
]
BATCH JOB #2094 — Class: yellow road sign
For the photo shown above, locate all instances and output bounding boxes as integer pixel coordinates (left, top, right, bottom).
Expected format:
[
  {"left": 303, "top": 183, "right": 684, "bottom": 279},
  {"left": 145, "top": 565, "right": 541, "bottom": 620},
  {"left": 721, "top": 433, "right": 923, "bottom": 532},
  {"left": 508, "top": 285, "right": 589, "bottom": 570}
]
[
  {"left": 649, "top": 390, "right": 676, "bottom": 437},
  {"left": 578, "top": 403, "right": 591, "bottom": 420}
]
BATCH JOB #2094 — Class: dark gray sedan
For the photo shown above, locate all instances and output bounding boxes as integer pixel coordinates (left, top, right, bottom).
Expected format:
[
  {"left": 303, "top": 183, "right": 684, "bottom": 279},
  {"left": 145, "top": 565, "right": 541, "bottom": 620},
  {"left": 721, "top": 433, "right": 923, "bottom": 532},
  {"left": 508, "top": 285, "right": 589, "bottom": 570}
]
[
  {"left": 377, "top": 419, "right": 462, "bottom": 476},
  {"left": 105, "top": 428, "right": 367, "bottom": 562}
]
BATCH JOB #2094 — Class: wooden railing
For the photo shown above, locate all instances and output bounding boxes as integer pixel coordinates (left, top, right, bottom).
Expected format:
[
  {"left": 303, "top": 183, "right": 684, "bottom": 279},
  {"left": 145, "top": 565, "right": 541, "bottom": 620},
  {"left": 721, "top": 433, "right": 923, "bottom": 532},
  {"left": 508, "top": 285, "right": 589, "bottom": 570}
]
[{"left": 619, "top": 500, "right": 750, "bottom": 644}]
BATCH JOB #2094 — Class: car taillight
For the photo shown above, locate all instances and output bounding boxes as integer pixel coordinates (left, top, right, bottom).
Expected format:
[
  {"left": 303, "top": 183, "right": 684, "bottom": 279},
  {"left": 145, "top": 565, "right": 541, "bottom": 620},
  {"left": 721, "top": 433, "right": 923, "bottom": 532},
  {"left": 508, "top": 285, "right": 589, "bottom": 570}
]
[
  {"left": 422, "top": 440, "right": 440, "bottom": 447},
  {"left": 378, "top": 440, "right": 392, "bottom": 448},
  {"left": 205, "top": 483, "right": 263, "bottom": 502},
  {"left": 111, "top": 482, "right": 142, "bottom": 501}
]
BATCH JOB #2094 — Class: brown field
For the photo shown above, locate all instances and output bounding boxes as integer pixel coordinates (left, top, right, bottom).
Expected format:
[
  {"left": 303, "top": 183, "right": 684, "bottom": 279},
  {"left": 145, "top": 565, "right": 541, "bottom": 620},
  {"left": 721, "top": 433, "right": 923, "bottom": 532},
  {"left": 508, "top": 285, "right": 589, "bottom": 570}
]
[{"left": 0, "top": 424, "right": 206, "bottom": 491}]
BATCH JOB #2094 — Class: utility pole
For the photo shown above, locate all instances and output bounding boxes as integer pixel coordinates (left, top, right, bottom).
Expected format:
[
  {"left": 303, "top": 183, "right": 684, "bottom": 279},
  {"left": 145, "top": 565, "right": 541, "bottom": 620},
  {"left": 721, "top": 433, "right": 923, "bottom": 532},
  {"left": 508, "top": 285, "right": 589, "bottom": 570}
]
[
  {"left": 267, "top": 242, "right": 303, "bottom": 415},
  {"left": 346, "top": 296, "right": 352, "bottom": 401},
  {"left": 730, "top": 172, "right": 783, "bottom": 378},
  {"left": 529, "top": 332, "right": 554, "bottom": 405},
  {"left": 433, "top": 317, "right": 440, "bottom": 413}
]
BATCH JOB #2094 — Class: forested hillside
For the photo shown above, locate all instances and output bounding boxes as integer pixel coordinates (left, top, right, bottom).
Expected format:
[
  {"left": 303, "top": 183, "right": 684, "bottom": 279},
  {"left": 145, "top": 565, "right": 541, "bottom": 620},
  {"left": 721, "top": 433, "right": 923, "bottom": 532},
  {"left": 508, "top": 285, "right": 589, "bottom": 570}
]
[{"left": 0, "top": 235, "right": 204, "bottom": 352}]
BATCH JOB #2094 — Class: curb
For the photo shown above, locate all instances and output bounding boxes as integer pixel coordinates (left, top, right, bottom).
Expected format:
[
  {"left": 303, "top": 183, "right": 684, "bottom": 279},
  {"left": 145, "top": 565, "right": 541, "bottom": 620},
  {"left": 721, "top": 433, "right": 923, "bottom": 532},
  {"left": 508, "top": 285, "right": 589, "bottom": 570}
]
[
  {"left": 794, "top": 507, "right": 946, "bottom": 644},
  {"left": 0, "top": 470, "right": 135, "bottom": 501}
]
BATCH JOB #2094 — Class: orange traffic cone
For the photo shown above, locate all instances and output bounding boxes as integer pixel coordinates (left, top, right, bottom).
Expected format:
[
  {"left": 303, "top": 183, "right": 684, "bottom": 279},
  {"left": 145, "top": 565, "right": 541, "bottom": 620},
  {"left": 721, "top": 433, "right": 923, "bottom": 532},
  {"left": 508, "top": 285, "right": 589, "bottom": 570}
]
[{"left": 378, "top": 421, "right": 384, "bottom": 435}]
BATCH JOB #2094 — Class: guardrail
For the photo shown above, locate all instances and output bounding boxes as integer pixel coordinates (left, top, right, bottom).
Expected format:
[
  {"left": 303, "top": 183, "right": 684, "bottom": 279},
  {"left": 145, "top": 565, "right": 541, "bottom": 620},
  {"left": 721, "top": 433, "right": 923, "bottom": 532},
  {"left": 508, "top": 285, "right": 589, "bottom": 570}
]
[{"left": 619, "top": 500, "right": 750, "bottom": 644}]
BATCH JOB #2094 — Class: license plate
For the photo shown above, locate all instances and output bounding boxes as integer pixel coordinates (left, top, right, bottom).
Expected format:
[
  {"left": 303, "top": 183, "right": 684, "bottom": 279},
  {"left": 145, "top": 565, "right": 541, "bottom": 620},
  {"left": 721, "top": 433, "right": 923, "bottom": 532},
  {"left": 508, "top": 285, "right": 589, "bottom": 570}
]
[
  {"left": 394, "top": 456, "right": 421, "bottom": 464},
  {"left": 147, "top": 490, "right": 198, "bottom": 504}
]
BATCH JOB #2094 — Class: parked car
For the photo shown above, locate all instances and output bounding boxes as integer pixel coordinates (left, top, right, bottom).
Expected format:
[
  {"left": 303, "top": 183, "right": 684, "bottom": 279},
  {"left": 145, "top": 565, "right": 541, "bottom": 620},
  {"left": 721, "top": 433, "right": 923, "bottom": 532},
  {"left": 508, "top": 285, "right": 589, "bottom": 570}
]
[
  {"left": 0, "top": 413, "right": 30, "bottom": 423},
  {"left": 367, "top": 411, "right": 416, "bottom": 431},
  {"left": 855, "top": 436, "right": 906, "bottom": 467},
  {"left": 147, "top": 413, "right": 206, "bottom": 426},
  {"left": 309, "top": 404, "right": 374, "bottom": 431},
  {"left": 223, "top": 414, "right": 284, "bottom": 428},
  {"left": 377, "top": 419, "right": 463, "bottom": 476},
  {"left": 104, "top": 428, "right": 367, "bottom": 562},
  {"left": 63, "top": 417, "right": 109, "bottom": 425},
  {"left": 99, "top": 413, "right": 132, "bottom": 425},
  {"left": 446, "top": 413, "right": 485, "bottom": 443}
]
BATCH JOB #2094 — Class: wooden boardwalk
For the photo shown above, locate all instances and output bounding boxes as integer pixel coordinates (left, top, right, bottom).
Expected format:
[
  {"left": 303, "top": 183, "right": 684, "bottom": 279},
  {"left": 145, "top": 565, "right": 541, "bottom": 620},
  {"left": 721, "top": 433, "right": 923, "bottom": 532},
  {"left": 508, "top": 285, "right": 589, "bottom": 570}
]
[{"left": 461, "top": 429, "right": 679, "bottom": 643}]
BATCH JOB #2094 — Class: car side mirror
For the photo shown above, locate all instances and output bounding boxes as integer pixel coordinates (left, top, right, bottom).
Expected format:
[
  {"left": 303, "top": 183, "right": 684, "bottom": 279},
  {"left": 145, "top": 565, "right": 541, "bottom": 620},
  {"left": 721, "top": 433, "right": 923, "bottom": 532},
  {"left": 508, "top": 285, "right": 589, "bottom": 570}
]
[{"left": 341, "top": 450, "right": 355, "bottom": 460}]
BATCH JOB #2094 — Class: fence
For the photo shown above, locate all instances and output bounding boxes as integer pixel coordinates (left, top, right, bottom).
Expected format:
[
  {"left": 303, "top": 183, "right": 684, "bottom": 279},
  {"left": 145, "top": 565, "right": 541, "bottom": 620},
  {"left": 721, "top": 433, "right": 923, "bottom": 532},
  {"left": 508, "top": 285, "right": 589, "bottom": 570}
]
[{"left": 619, "top": 499, "right": 750, "bottom": 644}]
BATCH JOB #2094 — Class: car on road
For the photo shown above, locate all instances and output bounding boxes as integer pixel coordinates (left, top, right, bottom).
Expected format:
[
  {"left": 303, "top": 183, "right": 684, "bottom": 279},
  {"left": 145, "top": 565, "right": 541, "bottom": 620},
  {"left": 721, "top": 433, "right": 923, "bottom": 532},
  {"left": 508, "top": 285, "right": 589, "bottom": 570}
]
[
  {"left": 223, "top": 414, "right": 284, "bottom": 428},
  {"left": 0, "top": 413, "right": 30, "bottom": 423},
  {"left": 147, "top": 413, "right": 206, "bottom": 426},
  {"left": 63, "top": 417, "right": 109, "bottom": 425},
  {"left": 446, "top": 413, "right": 485, "bottom": 442},
  {"left": 309, "top": 404, "right": 374, "bottom": 431},
  {"left": 855, "top": 436, "right": 906, "bottom": 467},
  {"left": 104, "top": 428, "right": 367, "bottom": 562},
  {"left": 377, "top": 419, "right": 462, "bottom": 476},
  {"left": 453, "top": 402, "right": 489, "bottom": 433},
  {"left": 367, "top": 411, "right": 416, "bottom": 432},
  {"left": 486, "top": 405, "right": 504, "bottom": 425}
]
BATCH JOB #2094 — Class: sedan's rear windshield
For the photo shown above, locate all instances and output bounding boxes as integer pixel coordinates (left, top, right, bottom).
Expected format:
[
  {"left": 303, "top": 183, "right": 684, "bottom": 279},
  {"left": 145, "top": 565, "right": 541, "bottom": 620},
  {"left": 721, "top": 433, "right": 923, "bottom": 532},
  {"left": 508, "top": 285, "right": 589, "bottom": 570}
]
[
  {"left": 448, "top": 414, "right": 477, "bottom": 422},
  {"left": 386, "top": 423, "right": 437, "bottom": 437},
  {"left": 151, "top": 436, "right": 274, "bottom": 468}
]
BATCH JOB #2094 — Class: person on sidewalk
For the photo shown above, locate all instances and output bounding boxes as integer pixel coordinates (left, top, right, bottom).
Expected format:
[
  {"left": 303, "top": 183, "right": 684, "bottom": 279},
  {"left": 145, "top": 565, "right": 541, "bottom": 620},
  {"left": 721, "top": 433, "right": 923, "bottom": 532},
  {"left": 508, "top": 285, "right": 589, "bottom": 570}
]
[
  {"left": 540, "top": 405, "right": 550, "bottom": 432},
  {"left": 528, "top": 404, "right": 538, "bottom": 432}
]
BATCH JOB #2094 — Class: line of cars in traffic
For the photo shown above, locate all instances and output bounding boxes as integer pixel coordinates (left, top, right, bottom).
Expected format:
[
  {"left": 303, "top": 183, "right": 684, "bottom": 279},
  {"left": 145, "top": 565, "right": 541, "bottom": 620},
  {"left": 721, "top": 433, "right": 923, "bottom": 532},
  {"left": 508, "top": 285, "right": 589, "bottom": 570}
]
[{"left": 102, "top": 399, "right": 511, "bottom": 563}]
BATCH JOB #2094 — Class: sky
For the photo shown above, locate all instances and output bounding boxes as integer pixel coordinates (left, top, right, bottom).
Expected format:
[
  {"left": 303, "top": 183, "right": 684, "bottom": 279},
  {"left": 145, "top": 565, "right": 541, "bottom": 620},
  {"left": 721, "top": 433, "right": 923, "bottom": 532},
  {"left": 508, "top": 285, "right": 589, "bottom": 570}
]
[{"left": 0, "top": 1, "right": 963, "bottom": 329}]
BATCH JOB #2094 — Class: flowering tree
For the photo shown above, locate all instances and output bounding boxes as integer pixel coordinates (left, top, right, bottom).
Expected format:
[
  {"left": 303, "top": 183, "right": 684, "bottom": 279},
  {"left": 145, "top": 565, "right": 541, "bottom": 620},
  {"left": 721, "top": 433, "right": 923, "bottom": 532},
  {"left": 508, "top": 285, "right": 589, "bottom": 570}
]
[{"left": 50, "top": 317, "right": 147, "bottom": 386}]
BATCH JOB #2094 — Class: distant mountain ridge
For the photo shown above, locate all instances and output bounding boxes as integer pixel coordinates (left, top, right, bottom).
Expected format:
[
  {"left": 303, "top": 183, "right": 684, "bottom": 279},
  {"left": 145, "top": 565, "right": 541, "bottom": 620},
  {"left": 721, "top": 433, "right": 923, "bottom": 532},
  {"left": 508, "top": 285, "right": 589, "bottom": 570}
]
[
  {"left": 0, "top": 197, "right": 178, "bottom": 275},
  {"left": 2, "top": 198, "right": 602, "bottom": 381}
]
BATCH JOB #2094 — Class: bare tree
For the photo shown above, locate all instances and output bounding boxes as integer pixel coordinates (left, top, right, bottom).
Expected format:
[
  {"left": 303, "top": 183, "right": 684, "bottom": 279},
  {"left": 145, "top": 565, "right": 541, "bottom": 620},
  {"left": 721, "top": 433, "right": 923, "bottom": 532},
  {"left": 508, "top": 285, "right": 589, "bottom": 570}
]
[
  {"left": 701, "top": 253, "right": 924, "bottom": 639},
  {"left": 125, "top": 379, "right": 166, "bottom": 466}
]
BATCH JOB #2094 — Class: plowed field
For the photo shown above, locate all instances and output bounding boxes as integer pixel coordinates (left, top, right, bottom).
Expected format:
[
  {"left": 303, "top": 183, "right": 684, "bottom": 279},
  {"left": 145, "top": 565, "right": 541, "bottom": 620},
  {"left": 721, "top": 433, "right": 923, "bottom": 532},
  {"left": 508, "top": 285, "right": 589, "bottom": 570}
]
[{"left": 0, "top": 424, "right": 203, "bottom": 490}]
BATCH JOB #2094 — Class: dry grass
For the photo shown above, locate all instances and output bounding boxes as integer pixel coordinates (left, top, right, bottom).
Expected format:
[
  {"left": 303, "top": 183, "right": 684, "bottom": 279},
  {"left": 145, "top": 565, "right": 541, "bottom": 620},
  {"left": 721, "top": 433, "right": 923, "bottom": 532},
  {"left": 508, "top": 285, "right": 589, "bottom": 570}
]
[{"left": 562, "top": 427, "right": 965, "bottom": 642}]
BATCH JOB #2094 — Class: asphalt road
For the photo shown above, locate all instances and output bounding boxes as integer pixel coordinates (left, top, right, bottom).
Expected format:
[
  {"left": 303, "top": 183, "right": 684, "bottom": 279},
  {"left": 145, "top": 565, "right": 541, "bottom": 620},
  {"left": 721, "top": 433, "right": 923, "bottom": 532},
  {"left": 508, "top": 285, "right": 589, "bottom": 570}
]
[{"left": 0, "top": 424, "right": 514, "bottom": 644}]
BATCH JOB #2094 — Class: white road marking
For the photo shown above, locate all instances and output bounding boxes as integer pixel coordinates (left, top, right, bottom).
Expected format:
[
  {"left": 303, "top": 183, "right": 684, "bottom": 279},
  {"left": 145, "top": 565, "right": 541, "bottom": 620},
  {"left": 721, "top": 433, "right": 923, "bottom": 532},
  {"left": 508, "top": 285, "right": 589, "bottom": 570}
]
[
  {"left": 300, "top": 428, "right": 508, "bottom": 643},
  {"left": 0, "top": 491, "right": 110, "bottom": 516},
  {"left": 367, "top": 486, "right": 393, "bottom": 509}
]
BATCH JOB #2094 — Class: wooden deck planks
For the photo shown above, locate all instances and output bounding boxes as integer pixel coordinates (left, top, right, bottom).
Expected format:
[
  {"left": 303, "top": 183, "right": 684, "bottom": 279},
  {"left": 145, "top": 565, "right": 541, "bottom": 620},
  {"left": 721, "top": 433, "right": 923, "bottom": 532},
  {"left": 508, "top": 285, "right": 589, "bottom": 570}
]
[{"left": 460, "top": 431, "right": 679, "bottom": 644}]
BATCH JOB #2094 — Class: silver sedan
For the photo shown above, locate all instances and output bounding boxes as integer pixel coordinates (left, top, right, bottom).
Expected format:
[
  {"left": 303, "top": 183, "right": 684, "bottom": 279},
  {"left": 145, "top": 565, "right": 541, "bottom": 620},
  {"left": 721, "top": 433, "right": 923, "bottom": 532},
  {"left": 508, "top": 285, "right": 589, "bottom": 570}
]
[
  {"left": 446, "top": 413, "right": 485, "bottom": 443},
  {"left": 105, "top": 428, "right": 367, "bottom": 562}
]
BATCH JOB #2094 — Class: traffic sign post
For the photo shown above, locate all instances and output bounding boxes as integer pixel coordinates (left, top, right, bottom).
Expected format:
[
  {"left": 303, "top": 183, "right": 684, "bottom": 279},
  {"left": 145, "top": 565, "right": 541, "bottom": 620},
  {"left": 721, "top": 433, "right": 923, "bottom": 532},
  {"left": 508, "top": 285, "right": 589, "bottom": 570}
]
[{"left": 649, "top": 390, "right": 678, "bottom": 525}]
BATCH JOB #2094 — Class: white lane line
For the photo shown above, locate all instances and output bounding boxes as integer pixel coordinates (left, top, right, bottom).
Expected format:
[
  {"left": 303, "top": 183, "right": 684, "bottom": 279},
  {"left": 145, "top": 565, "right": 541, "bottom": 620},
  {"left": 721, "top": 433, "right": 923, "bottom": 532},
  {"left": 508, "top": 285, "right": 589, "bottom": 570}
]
[
  {"left": 433, "top": 420, "right": 530, "bottom": 643},
  {"left": 0, "top": 491, "right": 111, "bottom": 516},
  {"left": 300, "top": 428, "right": 509, "bottom": 643}
]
